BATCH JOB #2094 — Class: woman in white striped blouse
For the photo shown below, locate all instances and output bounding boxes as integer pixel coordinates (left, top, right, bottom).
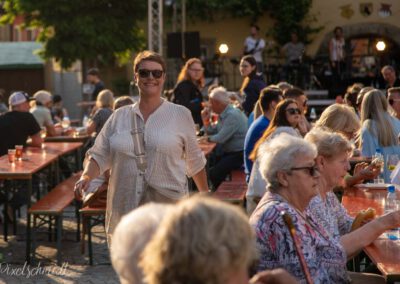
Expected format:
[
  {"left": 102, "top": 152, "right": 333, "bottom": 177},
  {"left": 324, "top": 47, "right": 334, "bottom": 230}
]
[{"left": 75, "top": 50, "right": 209, "bottom": 244}]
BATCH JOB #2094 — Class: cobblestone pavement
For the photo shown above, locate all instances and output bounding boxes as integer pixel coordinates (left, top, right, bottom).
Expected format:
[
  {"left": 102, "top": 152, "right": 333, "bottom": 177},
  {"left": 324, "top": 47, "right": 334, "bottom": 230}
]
[{"left": 0, "top": 206, "right": 119, "bottom": 283}]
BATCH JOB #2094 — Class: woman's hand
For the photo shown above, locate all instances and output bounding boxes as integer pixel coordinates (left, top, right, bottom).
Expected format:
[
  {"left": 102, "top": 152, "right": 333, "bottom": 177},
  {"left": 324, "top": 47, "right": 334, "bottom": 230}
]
[
  {"left": 74, "top": 174, "right": 91, "bottom": 200},
  {"left": 354, "top": 162, "right": 380, "bottom": 181},
  {"left": 381, "top": 209, "right": 400, "bottom": 230}
]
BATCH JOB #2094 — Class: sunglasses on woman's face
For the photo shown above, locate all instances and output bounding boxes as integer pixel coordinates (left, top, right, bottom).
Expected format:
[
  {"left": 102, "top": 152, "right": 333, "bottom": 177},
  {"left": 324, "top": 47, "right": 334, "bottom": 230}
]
[
  {"left": 286, "top": 108, "right": 301, "bottom": 115},
  {"left": 137, "top": 69, "right": 164, "bottom": 79},
  {"left": 290, "top": 165, "right": 319, "bottom": 177}
]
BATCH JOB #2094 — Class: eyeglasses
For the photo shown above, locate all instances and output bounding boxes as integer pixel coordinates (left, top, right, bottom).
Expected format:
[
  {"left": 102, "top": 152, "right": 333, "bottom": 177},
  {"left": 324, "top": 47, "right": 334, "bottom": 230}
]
[
  {"left": 189, "top": 68, "right": 204, "bottom": 72},
  {"left": 290, "top": 166, "right": 319, "bottom": 177},
  {"left": 286, "top": 108, "right": 301, "bottom": 115},
  {"left": 239, "top": 64, "right": 251, "bottom": 68},
  {"left": 388, "top": 99, "right": 400, "bottom": 106},
  {"left": 137, "top": 69, "right": 164, "bottom": 79}
]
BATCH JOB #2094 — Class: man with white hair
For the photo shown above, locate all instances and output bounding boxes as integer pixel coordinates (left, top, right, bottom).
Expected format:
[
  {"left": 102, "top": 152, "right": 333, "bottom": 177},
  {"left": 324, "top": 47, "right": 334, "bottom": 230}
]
[
  {"left": 30, "top": 90, "right": 62, "bottom": 137},
  {"left": 0, "top": 91, "right": 42, "bottom": 156},
  {"left": 201, "top": 87, "right": 248, "bottom": 189}
]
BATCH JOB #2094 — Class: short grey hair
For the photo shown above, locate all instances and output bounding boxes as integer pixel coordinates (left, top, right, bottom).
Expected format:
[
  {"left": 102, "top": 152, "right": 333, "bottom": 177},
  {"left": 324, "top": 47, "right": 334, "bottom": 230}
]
[
  {"left": 304, "top": 127, "right": 353, "bottom": 158},
  {"left": 209, "top": 86, "right": 231, "bottom": 105},
  {"left": 258, "top": 133, "right": 317, "bottom": 190},
  {"left": 111, "top": 203, "right": 172, "bottom": 284}
]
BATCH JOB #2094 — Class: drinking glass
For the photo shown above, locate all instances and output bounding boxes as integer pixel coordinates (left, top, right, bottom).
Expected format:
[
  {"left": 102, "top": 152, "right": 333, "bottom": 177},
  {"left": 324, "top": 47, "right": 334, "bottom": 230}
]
[
  {"left": 40, "top": 127, "right": 47, "bottom": 139},
  {"left": 61, "top": 117, "right": 71, "bottom": 130},
  {"left": 8, "top": 149, "right": 16, "bottom": 163},
  {"left": 15, "top": 145, "right": 23, "bottom": 160},
  {"left": 388, "top": 154, "right": 399, "bottom": 172}
]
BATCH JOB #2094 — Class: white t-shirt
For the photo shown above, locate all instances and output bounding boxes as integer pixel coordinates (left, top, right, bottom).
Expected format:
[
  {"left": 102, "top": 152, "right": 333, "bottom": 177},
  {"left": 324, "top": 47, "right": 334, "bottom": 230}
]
[{"left": 244, "top": 36, "right": 265, "bottom": 63}]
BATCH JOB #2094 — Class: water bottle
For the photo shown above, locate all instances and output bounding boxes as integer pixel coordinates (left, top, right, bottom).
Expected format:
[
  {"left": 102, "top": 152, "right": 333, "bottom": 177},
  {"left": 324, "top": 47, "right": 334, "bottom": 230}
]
[
  {"left": 373, "top": 148, "right": 384, "bottom": 184},
  {"left": 385, "top": 185, "right": 399, "bottom": 240},
  {"left": 309, "top": 107, "right": 317, "bottom": 121}
]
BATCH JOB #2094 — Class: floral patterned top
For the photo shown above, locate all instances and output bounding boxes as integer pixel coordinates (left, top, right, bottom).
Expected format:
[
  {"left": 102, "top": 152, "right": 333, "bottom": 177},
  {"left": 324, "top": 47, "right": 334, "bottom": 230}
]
[
  {"left": 307, "top": 191, "right": 354, "bottom": 241},
  {"left": 250, "top": 192, "right": 350, "bottom": 284}
]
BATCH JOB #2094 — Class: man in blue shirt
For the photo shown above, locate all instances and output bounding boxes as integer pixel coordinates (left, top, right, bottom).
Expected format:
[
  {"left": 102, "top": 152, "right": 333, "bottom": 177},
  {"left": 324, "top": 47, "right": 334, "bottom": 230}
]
[
  {"left": 202, "top": 87, "right": 248, "bottom": 190},
  {"left": 243, "top": 87, "right": 283, "bottom": 182}
]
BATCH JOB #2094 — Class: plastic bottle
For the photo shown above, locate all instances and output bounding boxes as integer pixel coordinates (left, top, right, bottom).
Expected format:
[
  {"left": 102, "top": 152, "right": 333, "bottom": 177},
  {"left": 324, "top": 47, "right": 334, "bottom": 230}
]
[
  {"left": 385, "top": 185, "right": 399, "bottom": 240},
  {"left": 373, "top": 148, "right": 384, "bottom": 184},
  {"left": 309, "top": 107, "right": 317, "bottom": 121},
  {"left": 82, "top": 115, "right": 89, "bottom": 127}
]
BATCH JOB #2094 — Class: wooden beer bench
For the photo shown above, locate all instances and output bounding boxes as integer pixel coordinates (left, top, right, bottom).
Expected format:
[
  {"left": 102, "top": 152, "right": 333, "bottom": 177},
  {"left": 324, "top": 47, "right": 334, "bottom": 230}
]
[
  {"left": 28, "top": 171, "right": 82, "bottom": 266},
  {"left": 80, "top": 205, "right": 106, "bottom": 265},
  {"left": 213, "top": 169, "right": 247, "bottom": 206}
]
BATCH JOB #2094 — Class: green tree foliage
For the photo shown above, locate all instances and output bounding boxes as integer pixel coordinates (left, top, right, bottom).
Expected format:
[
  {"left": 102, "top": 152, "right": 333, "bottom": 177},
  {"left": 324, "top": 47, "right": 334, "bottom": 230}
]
[
  {"left": 0, "top": 0, "right": 146, "bottom": 69},
  {"left": 183, "top": 0, "right": 317, "bottom": 45}
]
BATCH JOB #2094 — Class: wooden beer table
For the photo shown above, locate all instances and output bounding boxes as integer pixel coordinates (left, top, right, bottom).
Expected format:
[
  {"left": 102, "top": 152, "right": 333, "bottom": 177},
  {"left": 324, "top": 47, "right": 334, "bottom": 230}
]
[
  {"left": 0, "top": 142, "right": 84, "bottom": 263},
  {"left": 342, "top": 186, "right": 400, "bottom": 283}
]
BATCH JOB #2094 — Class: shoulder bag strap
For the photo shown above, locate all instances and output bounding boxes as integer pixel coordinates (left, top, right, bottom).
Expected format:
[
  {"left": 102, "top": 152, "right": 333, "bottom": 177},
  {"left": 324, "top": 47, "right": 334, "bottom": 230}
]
[
  {"left": 131, "top": 109, "right": 147, "bottom": 173},
  {"left": 131, "top": 108, "right": 148, "bottom": 206}
]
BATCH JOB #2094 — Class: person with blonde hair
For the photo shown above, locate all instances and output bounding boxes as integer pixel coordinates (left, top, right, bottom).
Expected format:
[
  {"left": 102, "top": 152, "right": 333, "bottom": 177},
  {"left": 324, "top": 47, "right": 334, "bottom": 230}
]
[
  {"left": 315, "top": 104, "right": 379, "bottom": 186},
  {"left": 86, "top": 89, "right": 114, "bottom": 137},
  {"left": 113, "top": 96, "right": 135, "bottom": 110},
  {"left": 360, "top": 89, "right": 400, "bottom": 182},
  {"left": 141, "top": 195, "right": 297, "bottom": 284},
  {"left": 316, "top": 103, "right": 360, "bottom": 140},
  {"left": 111, "top": 203, "right": 172, "bottom": 284},
  {"left": 305, "top": 128, "right": 399, "bottom": 283},
  {"left": 173, "top": 57, "right": 205, "bottom": 126}
]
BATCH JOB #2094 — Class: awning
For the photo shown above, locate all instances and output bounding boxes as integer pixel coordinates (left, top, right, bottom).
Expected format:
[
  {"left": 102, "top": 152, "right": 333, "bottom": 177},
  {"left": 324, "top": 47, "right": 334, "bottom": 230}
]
[{"left": 0, "top": 42, "right": 44, "bottom": 69}]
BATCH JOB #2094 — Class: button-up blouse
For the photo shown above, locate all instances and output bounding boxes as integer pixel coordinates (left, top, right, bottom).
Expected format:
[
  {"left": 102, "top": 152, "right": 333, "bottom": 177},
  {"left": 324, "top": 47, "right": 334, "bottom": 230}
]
[{"left": 88, "top": 100, "right": 206, "bottom": 235}]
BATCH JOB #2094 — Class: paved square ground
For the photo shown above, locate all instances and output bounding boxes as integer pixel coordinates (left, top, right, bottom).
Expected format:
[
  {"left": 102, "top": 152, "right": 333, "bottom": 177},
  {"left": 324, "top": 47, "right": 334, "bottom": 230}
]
[{"left": 0, "top": 206, "right": 119, "bottom": 283}]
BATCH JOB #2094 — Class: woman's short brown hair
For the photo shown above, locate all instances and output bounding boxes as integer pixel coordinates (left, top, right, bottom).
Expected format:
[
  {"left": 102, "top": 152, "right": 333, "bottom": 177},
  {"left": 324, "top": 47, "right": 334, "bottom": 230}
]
[{"left": 133, "top": 50, "right": 166, "bottom": 73}]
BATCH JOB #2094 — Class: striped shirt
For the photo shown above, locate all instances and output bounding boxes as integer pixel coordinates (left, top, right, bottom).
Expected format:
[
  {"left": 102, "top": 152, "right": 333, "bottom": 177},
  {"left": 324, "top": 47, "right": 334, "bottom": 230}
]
[{"left": 88, "top": 100, "right": 206, "bottom": 234}]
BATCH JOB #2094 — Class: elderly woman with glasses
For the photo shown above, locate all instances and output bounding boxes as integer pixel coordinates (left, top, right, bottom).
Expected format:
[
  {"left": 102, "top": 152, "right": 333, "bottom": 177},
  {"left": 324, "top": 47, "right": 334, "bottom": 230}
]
[
  {"left": 246, "top": 99, "right": 302, "bottom": 214},
  {"left": 249, "top": 133, "right": 352, "bottom": 283},
  {"left": 74, "top": 51, "right": 209, "bottom": 244},
  {"left": 173, "top": 58, "right": 205, "bottom": 127},
  {"left": 305, "top": 128, "right": 400, "bottom": 283}
]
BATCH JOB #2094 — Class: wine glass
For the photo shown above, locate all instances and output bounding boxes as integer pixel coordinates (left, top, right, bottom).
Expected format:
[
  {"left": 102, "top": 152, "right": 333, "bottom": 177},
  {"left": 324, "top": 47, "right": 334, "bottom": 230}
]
[{"left": 387, "top": 154, "right": 399, "bottom": 175}]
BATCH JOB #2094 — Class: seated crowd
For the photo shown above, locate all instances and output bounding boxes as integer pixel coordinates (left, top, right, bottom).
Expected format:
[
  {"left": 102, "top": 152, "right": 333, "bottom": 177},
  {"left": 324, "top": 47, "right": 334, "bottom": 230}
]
[{"left": 2, "top": 52, "right": 400, "bottom": 283}]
